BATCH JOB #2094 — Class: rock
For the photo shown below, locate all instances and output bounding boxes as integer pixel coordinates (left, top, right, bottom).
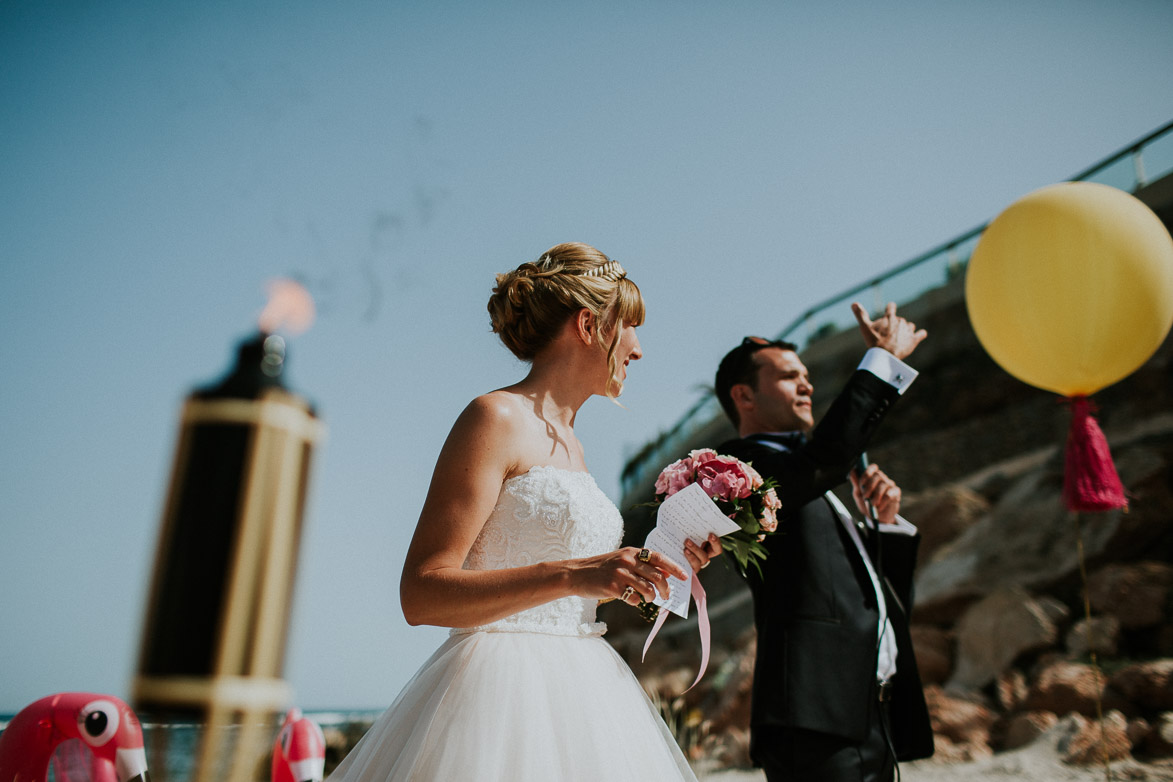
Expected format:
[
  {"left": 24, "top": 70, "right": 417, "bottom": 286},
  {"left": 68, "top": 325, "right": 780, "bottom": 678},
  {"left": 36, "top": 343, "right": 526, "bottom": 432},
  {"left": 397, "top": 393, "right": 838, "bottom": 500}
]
[
  {"left": 1065, "top": 615, "right": 1121, "bottom": 658},
  {"left": 924, "top": 684, "right": 995, "bottom": 756},
  {"left": 1001, "top": 710, "right": 1059, "bottom": 750},
  {"left": 1127, "top": 717, "right": 1152, "bottom": 750},
  {"left": 910, "top": 625, "right": 952, "bottom": 685},
  {"left": 1088, "top": 562, "right": 1173, "bottom": 629},
  {"left": 948, "top": 587, "right": 1069, "bottom": 690},
  {"left": 1109, "top": 660, "right": 1173, "bottom": 711},
  {"left": 1025, "top": 661, "right": 1106, "bottom": 717},
  {"left": 1057, "top": 711, "right": 1132, "bottom": 765},
  {"left": 913, "top": 466, "right": 1124, "bottom": 625},
  {"left": 995, "top": 668, "right": 1029, "bottom": 712},
  {"left": 901, "top": 486, "right": 990, "bottom": 565},
  {"left": 1145, "top": 712, "right": 1173, "bottom": 757},
  {"left": 927, "top": 734, "right": 993, "bottom": 763}
]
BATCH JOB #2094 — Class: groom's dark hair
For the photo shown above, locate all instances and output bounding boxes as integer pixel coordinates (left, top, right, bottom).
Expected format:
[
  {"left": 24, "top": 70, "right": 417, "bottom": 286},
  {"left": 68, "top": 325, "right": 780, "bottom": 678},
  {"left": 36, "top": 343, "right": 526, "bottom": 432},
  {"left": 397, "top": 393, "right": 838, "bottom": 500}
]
[{"left": 715, "top": 337, "right": 798, "bottom": 427}]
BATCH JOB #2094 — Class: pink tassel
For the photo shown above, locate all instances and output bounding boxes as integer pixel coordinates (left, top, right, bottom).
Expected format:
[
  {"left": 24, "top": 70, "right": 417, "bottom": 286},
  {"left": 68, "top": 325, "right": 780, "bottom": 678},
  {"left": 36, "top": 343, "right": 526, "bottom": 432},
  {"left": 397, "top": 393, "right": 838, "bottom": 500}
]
[{"left": 1063, "top": 396, "right": 1127, "bottom": 512}]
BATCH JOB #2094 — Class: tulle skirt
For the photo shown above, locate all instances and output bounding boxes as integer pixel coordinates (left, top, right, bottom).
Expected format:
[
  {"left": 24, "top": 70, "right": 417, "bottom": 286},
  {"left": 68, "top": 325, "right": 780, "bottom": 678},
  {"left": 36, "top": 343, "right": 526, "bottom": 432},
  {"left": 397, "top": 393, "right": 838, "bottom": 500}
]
[{"left": 327, "top": 630, "right": 697, "bottom": 781}]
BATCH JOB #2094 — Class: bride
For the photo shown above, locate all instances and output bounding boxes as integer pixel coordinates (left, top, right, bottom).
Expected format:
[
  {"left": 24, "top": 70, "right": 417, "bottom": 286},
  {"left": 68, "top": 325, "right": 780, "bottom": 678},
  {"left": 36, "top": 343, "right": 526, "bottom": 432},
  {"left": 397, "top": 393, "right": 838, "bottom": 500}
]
[{"left": 326, "top": 242, "right": 722, "bottom": 781}]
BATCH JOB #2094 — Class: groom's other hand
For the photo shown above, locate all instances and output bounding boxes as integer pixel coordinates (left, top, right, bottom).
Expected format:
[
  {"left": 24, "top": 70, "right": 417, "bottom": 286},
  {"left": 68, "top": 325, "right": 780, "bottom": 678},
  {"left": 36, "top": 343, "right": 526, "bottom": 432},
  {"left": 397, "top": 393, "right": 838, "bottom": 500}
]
[
  {"left": 851, "top": 301, "right": 927, "bottom": 360},
  {"left": 850, "top": 462, "right": 902, "bottom": 524}
]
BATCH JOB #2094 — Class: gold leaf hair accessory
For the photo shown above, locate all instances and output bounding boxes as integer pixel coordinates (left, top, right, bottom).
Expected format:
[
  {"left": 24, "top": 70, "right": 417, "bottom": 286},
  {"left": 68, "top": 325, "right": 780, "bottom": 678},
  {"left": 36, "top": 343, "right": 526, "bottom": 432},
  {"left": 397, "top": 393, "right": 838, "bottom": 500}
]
[{"left": 578, "top": 260, "right": 627, "bottom": 282}]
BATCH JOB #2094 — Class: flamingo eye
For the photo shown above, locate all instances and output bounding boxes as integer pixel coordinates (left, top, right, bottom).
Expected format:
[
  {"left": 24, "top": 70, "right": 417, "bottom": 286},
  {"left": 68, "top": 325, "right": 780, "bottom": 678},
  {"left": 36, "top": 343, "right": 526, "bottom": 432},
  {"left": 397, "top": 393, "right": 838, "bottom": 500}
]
[
  {"left": 78, "top": 699, "right": 120, "bottom": 746},
  {"left": 87, "top": 711, "right": 107, "bottom": 734}
]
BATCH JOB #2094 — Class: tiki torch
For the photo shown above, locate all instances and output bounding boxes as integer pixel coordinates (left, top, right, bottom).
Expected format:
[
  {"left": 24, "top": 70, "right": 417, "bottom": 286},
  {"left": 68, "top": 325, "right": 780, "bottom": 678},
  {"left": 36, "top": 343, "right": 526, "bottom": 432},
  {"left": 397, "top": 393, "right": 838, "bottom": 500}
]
[{"left": 134, "top": 280, "right": 323, "bottom": 781}]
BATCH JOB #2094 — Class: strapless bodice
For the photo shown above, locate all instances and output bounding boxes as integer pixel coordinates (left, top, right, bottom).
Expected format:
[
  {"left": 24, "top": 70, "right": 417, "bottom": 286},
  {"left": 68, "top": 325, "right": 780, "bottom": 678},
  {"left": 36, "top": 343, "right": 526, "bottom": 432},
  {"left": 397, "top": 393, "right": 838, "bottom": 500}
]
[{"left": 452, "top": 466, "right": 623, "bottom": 637}]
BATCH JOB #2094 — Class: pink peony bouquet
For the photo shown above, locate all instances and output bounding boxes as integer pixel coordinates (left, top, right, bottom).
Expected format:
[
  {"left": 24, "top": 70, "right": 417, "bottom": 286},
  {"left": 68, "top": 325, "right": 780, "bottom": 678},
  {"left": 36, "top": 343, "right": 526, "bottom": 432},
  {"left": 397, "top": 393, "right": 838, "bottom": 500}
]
[{"left": 649, "top": 448, "right": 780, "bottom": 577}]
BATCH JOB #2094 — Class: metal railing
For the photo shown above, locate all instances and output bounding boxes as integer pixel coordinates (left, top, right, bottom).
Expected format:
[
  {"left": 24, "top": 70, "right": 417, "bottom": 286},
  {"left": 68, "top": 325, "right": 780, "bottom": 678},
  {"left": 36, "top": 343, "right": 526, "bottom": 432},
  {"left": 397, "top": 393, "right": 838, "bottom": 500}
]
[{"left": 620, "top": 118, "right": 1173, "bottom": 498}]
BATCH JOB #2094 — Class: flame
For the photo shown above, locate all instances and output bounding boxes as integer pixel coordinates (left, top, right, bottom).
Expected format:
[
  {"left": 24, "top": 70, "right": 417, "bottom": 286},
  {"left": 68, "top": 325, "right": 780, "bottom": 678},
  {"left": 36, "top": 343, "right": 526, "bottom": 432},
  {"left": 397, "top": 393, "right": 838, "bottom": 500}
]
[{"left": 258, "top": 279, "right": 316, "bottom": 336}]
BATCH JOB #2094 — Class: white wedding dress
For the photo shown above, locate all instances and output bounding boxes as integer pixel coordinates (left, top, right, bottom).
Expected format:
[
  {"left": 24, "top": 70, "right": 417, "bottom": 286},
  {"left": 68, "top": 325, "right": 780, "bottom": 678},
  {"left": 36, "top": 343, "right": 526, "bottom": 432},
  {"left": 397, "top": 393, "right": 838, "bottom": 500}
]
[{"left": 327, "top": 465, "right": 698, "bottom": 781}]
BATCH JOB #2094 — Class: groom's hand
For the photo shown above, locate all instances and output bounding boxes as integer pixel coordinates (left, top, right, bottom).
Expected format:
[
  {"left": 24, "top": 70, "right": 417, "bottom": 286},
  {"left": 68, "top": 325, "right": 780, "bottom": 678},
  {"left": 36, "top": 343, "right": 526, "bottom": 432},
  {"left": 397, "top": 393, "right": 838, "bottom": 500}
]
[
  {"left": 850, "top": 462, "right": 902, "bottom": 525},
  {"left": 852, "top": 301, "right": 927, "bottom": 360},
  {"left": 684, "top": 533, "right": 723, "bottom": 572}
]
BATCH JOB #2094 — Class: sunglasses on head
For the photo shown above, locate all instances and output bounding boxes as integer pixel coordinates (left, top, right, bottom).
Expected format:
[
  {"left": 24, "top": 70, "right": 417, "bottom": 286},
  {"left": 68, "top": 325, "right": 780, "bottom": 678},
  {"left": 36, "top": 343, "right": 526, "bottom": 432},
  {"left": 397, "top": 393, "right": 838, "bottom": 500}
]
[{"left": 741, "top": 336, "right": 787, "bottom": 349}]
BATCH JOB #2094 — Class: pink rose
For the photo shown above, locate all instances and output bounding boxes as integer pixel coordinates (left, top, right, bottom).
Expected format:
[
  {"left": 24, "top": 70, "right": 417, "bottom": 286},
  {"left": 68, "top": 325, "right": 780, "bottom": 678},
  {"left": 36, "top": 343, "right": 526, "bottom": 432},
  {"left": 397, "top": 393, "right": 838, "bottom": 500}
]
[
  {"left": 759, "top": 487, "right": 780, "bottom": 533},
  {"left": 684, "top": 449, "right": 719, "bottom": 479},
  {"left": 694, "top": 454, "right": 756, "bottom": 500},
  {"left": 763, "top": 487, "right": 781, "bottom": 511},
  {"left": 655, "top": 457, "right": 695, "bottom": 498},
  {"left": 686, "top": 448, "right": 719, "bottom": 465},
  {"left": 706, "top": 470, "right": 746, "bottom": 499}
]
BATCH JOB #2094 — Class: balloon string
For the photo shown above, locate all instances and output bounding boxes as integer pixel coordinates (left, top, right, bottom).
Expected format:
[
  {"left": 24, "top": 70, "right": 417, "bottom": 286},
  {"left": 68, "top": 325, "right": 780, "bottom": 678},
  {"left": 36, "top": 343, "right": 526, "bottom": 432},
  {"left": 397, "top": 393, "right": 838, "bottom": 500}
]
[{"left": 1074, "top": 510, "right": 1113, "bottom": 782}]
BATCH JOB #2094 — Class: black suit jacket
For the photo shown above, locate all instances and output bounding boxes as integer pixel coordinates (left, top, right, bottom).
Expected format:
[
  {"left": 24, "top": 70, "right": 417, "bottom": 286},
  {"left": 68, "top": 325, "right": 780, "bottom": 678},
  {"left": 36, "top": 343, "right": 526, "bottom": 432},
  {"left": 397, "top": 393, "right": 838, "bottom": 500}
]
[{"left": 720, "top": 369, "right": 934, "bottom": 762}]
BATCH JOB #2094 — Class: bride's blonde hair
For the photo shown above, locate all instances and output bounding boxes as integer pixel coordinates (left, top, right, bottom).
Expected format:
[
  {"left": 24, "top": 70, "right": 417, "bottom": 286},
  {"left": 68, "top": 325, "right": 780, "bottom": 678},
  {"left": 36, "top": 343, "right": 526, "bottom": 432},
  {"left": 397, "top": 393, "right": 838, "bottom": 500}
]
[{"left": 488, "top": 242, "right": 645, "bottom": 397}]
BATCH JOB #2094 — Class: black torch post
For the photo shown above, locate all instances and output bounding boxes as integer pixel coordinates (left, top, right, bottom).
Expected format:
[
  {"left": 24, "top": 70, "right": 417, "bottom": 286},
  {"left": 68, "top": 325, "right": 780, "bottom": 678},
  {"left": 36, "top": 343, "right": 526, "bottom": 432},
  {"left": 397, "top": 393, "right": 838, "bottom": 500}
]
[{"left": 134, "top": 305, "right": 323, "bottom": 781}]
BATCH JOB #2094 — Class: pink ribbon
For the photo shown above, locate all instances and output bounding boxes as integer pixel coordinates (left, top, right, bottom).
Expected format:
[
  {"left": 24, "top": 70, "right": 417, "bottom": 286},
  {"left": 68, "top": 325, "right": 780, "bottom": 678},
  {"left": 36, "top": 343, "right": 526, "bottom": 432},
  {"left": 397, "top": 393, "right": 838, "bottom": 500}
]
[{"left": 640, "top": 573, "right": 711, "bottom": 692}]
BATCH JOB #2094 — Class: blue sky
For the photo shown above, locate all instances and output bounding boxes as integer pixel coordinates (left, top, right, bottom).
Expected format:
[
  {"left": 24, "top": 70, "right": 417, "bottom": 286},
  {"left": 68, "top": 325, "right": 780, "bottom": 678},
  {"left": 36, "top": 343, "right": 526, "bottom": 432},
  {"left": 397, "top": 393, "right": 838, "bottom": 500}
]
[{"left": 2, "top": 0, "right": 1172, "bottom": 713}]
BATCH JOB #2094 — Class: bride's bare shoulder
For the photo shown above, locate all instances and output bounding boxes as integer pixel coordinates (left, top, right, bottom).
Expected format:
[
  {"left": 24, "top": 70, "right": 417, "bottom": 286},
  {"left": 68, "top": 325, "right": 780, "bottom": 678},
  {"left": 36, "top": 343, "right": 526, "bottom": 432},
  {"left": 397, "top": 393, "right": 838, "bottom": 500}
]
[
  {"left": 467, "top": 389, "right": 528, "bottom": 419},
  {"left": 432, "top": 391, "right": 534, "bottom": 481},
  {"left": 451, "top": 389, "right": 531, "bottom": 438}
]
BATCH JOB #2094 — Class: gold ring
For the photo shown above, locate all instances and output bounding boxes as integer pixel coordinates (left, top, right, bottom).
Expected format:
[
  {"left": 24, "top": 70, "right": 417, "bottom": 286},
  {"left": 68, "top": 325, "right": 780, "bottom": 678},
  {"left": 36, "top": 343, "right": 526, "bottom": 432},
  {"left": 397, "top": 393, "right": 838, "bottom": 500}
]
[
  {"left": 637, "top": 548, "right": 651, "bottom": 562},
  {"left": 620, "top": 585, "right": 636, "bottom": 602}
]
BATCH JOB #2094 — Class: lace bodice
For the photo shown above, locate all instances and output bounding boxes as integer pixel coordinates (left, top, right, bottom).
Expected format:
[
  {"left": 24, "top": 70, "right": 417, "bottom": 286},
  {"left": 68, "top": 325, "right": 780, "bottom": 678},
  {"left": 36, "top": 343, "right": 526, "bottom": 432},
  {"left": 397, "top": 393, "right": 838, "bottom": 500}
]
[{"left": 452, "top": 465, "right": 624, "bottom": 637}]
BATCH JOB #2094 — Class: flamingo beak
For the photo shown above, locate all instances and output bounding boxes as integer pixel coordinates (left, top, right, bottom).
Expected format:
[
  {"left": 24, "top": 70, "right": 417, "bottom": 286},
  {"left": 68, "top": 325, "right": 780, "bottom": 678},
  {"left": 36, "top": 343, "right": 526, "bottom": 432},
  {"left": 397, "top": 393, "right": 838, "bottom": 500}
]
[
  {"left": 289, "top": 757, "right": 326, "bottom": 782},
  {"left": 116, "top": 746, "right": 150, "bottom": 782}
]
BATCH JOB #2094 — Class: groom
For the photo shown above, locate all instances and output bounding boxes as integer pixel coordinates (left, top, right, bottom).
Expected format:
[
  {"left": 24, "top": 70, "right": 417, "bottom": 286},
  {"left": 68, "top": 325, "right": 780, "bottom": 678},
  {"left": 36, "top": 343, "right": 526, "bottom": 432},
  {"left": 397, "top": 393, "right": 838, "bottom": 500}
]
[{"left": 714, "top": 303, "right": 935, "bottom": 782}]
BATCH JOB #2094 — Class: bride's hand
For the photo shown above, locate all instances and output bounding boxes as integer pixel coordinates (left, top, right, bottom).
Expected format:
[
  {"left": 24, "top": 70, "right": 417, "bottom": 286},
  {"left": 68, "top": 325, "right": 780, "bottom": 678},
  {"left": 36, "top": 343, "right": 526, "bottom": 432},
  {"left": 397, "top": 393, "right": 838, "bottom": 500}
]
[
  {"left": 569, "top": 547, "right": 687, "bottom": 605},
  {"left": 684, "top": 533, "right": 723, "bottom": 573}
]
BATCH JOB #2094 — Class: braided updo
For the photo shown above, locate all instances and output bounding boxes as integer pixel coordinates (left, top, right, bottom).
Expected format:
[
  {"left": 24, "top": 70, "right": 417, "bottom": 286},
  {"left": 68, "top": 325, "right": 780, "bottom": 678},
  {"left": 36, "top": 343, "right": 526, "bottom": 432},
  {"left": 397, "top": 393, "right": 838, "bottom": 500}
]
[{"left": 488, "top": 242, "right": 645, "bottom": 397}]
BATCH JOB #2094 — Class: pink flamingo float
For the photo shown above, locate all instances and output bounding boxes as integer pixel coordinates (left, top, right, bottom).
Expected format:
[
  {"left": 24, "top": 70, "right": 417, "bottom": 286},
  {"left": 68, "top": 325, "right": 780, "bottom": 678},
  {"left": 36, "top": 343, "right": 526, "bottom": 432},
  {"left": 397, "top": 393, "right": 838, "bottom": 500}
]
[
  {"left": 271, "top": 708, "right": 325, "bottom": 782},
  {"left": 0, "top": 692, "right": 149, "bottom": 782},
  {"left": 1, "top": 695, "right": 326, "bottom": 782}
]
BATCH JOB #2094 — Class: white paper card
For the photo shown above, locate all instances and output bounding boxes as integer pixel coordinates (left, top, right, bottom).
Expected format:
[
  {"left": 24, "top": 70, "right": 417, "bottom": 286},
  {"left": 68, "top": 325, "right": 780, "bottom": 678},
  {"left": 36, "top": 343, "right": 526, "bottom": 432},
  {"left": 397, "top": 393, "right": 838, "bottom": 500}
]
[{"left": 643, "top": 483, "right": 741, "bottom": 618}]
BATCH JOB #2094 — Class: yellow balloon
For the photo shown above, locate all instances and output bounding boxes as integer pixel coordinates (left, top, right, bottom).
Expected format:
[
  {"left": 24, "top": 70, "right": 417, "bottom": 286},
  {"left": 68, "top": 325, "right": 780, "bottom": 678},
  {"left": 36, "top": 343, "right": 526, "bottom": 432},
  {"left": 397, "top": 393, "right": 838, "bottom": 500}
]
[{"left": 966, "top": 181, "right": 1173, "bottom": 396}]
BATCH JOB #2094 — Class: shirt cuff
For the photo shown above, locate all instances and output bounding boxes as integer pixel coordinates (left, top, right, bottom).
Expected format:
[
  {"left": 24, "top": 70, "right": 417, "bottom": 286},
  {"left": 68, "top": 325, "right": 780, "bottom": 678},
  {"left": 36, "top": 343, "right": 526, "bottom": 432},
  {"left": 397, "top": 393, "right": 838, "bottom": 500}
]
[
  {"left": 877, "top": 514, "right": 918, "bottom": 536},
  {"left": 858, "top": 348, "right": 917, "bottom": 395}
]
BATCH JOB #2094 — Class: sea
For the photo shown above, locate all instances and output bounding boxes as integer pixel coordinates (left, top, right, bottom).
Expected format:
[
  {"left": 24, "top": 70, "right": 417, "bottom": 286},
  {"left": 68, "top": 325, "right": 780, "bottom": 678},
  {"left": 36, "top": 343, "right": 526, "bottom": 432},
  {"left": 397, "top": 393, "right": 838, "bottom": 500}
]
[{"left": 0, "top": 708, "right": 380, "bottom": 781}]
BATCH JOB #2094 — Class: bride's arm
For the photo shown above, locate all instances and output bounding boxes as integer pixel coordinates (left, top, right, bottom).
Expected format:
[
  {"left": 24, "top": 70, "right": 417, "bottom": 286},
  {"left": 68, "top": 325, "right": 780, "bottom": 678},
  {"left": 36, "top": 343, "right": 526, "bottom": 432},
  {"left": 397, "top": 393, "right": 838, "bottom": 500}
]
[{"left": 399, "top": 395, "right": 690, "bottom": 628}]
